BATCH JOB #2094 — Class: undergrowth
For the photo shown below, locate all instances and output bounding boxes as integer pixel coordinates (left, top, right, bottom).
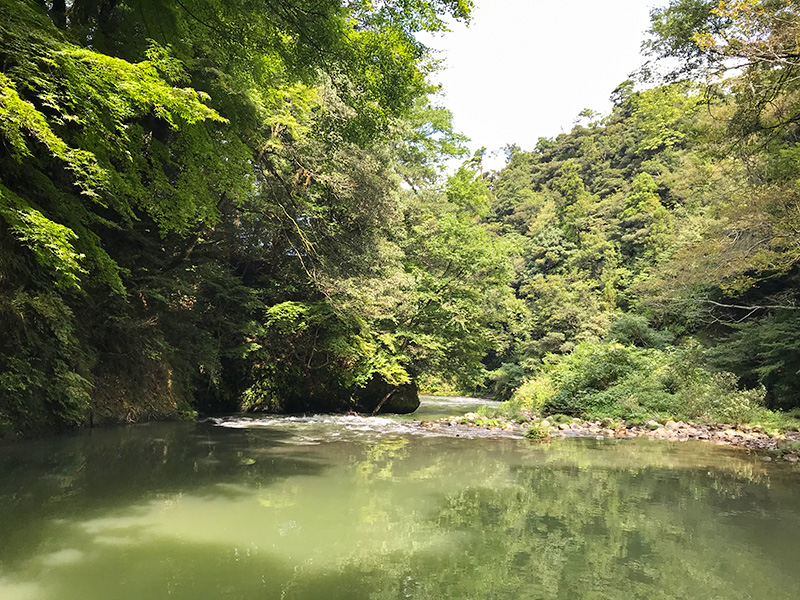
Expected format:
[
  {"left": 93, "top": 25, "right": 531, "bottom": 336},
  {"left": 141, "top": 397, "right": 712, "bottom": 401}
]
[{"left": 486, "top": 341, "right": 800, "bottom": 432}]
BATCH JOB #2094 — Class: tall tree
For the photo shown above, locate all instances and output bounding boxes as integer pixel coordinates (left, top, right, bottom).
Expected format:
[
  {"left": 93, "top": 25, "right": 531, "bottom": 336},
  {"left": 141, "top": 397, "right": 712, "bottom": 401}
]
[{"left": 0, "top": 0, "right": 476, "bottom": 434}]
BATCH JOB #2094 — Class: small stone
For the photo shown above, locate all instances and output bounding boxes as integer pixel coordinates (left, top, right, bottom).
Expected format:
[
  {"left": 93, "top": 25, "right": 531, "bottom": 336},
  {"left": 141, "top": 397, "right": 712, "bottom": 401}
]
[
  {"left": 559, "top": 423, "right": 570, "bottom": 430},
  {"left": 595, "top": 435, "right": 604, "bottom": 440},
  {"left": 539, "top": 420, "right": 550, "bottom": 428},
  {"left": 763, "top": 456, "right": 773, "bottom": 462},
  {"left": 665, "top": 420, "right": 679, "bottom": 430}
]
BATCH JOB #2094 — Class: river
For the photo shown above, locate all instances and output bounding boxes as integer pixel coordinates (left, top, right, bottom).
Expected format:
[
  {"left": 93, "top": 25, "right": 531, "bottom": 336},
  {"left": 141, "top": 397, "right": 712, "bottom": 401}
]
[{"left": 1, "top": 396, "right": 799, "bottom": 599}]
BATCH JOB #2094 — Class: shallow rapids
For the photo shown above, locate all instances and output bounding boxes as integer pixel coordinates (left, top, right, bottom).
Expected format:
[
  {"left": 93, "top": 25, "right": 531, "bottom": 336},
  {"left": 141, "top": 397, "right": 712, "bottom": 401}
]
[{"left": 208, "top": 395, "right": 506, "bottom": 442}]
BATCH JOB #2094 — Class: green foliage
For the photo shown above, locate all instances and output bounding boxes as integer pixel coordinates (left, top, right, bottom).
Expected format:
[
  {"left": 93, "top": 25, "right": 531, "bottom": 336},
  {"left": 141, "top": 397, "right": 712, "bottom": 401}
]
[
  {"left": 240, "top": 300, "right": 410, "bottom": 412},
  {"left": 0, "top": 288, "right": 92, "bottom": 432},
  {"left": 382, "top": 160, "right": 526, "bottom": 393},
  {"left": 5, "top": 0, "right": 800, "bottom": 433},
  {"left": 681, "top": 371, "right": 770, "bottom": 425},
  {"left": 509, "top": 377, "right": 556, "bottom": 413},
  {"left": 445, "top": 152, "right": 493, "bottom": 217},
  {"left": 711, "top": 310, "right": 800, "bottom": 410},
  {"left": 482, "top": 49, "right": 800, "bottom": 417},
  {"left": 620, "top": 173, "right": 673, "bottom": 259},
  {"left": 0, "top": 185, "right": 85, "bottom": 288},
  {"left": 488, "top": 362, "right": 526, "bottom": 401},
  {"left": 502, "top": 340, "right": 769, "bottom": 425},
  {"left": 629, "top": 83, "right": 700, "bottom": 151},
  {"left": 605, "top": 312, "right": 675, "bottom": 348},
  {"left": 484, "top": 82, "right": 708, "bottom": 378},
  {"left": 0, "top": 0, "right": 481, "bottom": 434},
  {"left": 523, "top": 422, "right": 550, "bottom": 440},
  {"left": 470, "top": 417, "right": 501, "bottom": 427},
  {"left": 394, "top": 96, "right": 470, "bottom": 189}
]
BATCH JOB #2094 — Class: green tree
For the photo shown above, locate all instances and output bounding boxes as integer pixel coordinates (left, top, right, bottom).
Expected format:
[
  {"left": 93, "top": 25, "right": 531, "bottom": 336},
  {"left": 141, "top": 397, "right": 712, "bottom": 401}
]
[{"left": 0, "top": 0, "right": 478, "bottom": 433}]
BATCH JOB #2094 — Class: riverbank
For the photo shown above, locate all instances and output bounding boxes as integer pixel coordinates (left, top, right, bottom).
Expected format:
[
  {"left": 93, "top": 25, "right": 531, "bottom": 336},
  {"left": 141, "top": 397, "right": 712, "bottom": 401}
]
[{"left": 412, "top": 413, "right": 800, "bottom": 461}]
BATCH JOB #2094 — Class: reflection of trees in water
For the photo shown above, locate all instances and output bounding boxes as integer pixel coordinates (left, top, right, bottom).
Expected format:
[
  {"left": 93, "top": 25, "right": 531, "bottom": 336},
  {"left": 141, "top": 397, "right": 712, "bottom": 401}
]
[
  {"left": 426, "top": 468, "right": 734, "bottom": 599},
  {"left": 315, "top": 440, "right": 800, "bottom": 600},
  {"left": 0, "top": 423, "right": 326, "bottom": 567},
  {"left": 2, "top": 429, "right": 799, "bottom": 600}
]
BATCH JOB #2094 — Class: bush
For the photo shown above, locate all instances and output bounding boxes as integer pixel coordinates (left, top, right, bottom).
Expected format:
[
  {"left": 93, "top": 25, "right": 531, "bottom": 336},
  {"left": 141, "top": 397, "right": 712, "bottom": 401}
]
[
  {"left": 510, "top": 376, "right": 557, "bottom": 413},
  {"left": 682, "top": 372, "right": 768, "bottom": 425},
  {"left": 541, "top": 342, "right": 655, "bottom": 417},
  {"left": 524, "top": 422, "right": 551, "bottom": 440},
  {"left": 502, "top": 339, "right": 774, "bottom": 425},
  {"left": 605, "top": 313, "right": 674, "bottom": 349},
  {"left": 711, "top": 311, "right": 800, "bottom": 410},
  {"left": 489, "top": 363, "right": 527, "bottom": 401}
]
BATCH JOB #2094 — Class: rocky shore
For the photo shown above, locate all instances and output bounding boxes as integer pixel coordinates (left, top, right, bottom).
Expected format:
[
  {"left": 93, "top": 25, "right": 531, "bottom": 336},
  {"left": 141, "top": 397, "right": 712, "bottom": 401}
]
[{"left": 414, "top": 413, "right": 800, "bottom": 462}]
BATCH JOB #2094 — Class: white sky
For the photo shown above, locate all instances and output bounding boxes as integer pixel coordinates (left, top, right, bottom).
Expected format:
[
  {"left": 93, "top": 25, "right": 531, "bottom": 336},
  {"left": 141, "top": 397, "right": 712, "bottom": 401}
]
[{"left": 419, "top": 0, "right": 658, "bottom": 169}]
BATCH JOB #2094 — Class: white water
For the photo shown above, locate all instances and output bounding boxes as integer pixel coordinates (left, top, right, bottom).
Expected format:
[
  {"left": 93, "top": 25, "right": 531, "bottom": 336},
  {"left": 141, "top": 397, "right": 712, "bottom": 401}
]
[{"left": 209, "top": 395, "right": 499, "bottom": 443}]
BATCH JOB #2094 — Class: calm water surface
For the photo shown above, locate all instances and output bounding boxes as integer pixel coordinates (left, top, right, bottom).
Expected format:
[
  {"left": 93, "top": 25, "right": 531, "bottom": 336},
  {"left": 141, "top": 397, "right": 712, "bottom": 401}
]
[{"left": 1, "top": 396, "right": 799, "bottom": 599}]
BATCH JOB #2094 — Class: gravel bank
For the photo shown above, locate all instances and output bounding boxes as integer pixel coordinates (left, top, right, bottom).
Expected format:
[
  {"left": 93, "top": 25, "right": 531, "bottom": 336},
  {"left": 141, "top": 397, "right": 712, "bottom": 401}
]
[{"left": 413, "top": 414, "right": 800, "bottom": 461}]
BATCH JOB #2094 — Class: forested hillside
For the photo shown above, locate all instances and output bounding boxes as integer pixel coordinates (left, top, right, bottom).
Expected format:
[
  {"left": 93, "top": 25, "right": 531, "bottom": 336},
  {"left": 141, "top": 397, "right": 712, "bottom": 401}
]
[
  {"left": 3, "top": 0, "right": 800, "bottom": 436},
  {"left": 483, "top": 0, "right": 800, "bottom": 425},
  {"left": 0, "top": 0, "right": 515, "bottom": 435}
]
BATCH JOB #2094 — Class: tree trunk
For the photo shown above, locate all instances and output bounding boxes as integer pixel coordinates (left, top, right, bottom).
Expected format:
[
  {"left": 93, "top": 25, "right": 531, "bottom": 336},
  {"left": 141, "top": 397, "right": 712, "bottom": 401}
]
[
  {"left": 371, "top": 388, "right": 396, "bottom": 416},
  {"left": 51, "top": 0, "right": 67, "bottom": 28}
]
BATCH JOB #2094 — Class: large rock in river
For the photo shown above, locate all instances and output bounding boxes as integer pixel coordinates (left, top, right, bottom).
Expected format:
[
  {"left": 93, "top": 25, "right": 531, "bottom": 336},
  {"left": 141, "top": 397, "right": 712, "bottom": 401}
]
[{"left": 353, "top": 376, "right": 420, "bottom": 414}]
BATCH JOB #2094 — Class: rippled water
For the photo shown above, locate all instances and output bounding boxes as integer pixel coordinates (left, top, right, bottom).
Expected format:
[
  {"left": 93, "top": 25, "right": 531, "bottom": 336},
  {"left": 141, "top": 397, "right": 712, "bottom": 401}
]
[
  {"left": 397, "top": 395, "right": 495, "bottom": 421},
  {"left": 1, "top": 397, "right": 799, "bottom": 599}
]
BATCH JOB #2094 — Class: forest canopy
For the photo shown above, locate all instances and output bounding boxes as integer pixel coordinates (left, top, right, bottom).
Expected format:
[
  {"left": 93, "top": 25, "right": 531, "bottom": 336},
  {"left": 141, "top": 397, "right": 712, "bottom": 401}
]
[{"left": 2, "top": 0, "right": 800, "bottom": 436}]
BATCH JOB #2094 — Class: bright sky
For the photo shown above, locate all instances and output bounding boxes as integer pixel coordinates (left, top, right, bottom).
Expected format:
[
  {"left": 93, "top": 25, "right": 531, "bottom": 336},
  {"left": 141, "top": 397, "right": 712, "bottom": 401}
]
[{"left": 419, "top": 0, "right": 658, "bottom": 169}]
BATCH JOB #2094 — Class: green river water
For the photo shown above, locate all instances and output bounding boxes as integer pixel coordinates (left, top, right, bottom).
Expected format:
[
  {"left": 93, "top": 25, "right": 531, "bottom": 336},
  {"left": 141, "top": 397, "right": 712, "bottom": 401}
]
[{"left": 1, "top": 396, "right": 799, "bottom": 600}]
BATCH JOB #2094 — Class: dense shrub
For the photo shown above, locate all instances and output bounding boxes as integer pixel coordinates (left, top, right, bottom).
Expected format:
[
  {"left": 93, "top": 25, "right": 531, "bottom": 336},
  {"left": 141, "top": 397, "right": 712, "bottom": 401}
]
[
  {"left": 711, "top": 311, "right": 800, "bottom": 410},
  {"left": 507, "top": 341, "right": 768, "bottom": 424},
  {"left": 605, "top": 313, "right": 675, "bottom": 349},
  {"left": 489, "top": 363, "right": 527, "bottom": 401}
]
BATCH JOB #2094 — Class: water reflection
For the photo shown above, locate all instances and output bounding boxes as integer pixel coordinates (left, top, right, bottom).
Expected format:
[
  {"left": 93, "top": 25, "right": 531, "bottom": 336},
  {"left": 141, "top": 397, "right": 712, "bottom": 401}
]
[
  {"left": 400, "top": 395, "right": 498, "bottom": 421},
  {"left": 0, "top": 421, "right": 798, "bottom": 600}
]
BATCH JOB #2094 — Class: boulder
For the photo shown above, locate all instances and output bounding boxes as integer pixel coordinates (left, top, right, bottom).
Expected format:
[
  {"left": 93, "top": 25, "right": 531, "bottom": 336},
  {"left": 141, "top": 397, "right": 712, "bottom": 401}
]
[{"left": 353, "top": 376, "right": 420, "bottom": 414}]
